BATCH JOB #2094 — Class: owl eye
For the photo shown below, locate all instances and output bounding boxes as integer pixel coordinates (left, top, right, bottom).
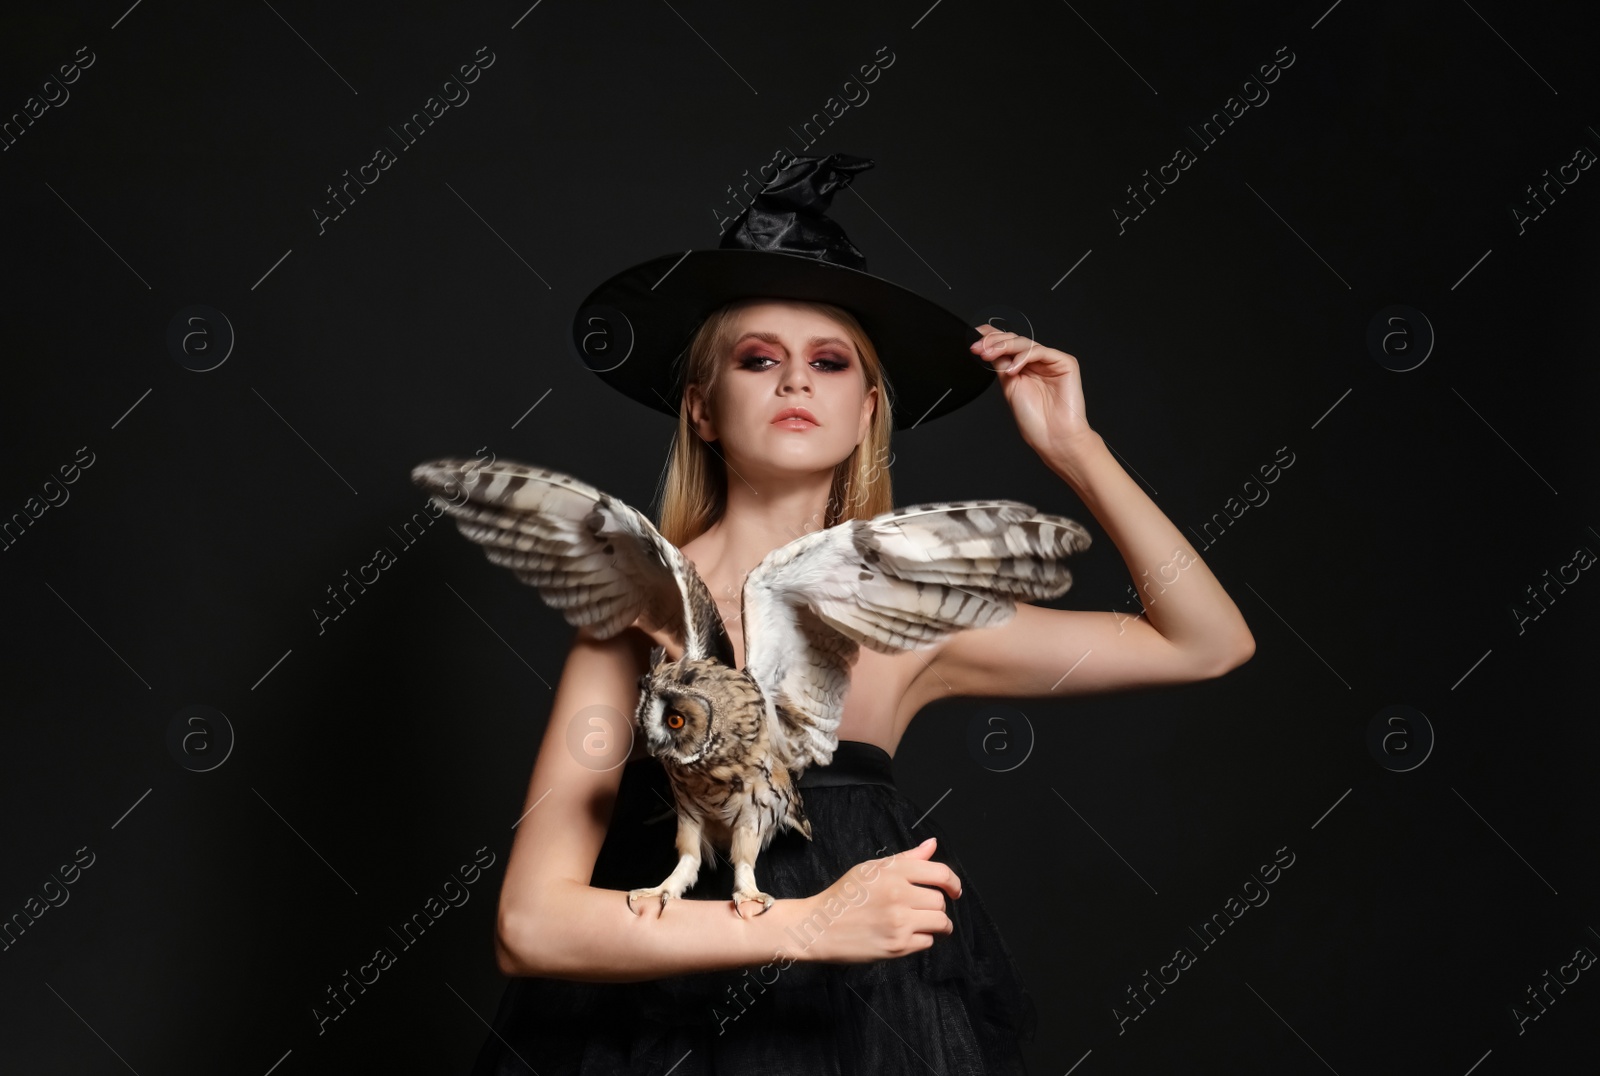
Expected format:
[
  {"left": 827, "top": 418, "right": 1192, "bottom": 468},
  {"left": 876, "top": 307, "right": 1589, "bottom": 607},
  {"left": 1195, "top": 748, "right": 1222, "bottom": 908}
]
[{"left": 666, "top": 712, "right": 684, "bottom": 730}]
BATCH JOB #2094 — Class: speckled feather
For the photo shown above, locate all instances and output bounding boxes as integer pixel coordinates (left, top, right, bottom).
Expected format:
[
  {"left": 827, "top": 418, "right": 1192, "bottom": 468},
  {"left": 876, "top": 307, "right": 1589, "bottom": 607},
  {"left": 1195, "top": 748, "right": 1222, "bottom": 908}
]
[
  {"left": 410, "top": 458, "right": 735, "bottom": 666},
  {"left": 741, "top": 499, "right": 1092, "bottom": 772}
]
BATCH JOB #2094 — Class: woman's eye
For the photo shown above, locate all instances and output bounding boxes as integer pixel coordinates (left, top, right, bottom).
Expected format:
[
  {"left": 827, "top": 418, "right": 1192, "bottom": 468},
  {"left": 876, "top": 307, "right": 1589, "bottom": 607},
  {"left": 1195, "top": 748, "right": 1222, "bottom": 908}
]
[{"left": 737, "top": 352, "right": 848, "bottom": 371}]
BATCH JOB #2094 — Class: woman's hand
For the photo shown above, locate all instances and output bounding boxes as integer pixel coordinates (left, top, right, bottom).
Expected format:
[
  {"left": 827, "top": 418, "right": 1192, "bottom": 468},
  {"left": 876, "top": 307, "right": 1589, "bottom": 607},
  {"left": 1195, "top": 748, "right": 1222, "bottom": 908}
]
[
  {"left": 971, "top": 324, "right": 1098, "bottom": 464},
  {"left": 786, "top": 837, "right": 961, "bottom": 964}
]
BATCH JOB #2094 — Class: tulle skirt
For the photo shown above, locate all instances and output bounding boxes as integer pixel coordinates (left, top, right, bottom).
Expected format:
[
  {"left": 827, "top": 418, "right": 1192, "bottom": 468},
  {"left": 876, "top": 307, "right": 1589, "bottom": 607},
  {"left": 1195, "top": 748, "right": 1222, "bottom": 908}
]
[{"left": 468, "top": 740, "right": 1038, "bottom": 1075}]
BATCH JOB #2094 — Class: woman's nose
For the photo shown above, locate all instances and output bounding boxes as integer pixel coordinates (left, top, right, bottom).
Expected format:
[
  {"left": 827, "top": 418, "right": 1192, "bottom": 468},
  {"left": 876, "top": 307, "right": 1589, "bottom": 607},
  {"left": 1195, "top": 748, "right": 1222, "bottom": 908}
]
[{"left": 779, "top": 359, "right": 813, "bottom": 394}]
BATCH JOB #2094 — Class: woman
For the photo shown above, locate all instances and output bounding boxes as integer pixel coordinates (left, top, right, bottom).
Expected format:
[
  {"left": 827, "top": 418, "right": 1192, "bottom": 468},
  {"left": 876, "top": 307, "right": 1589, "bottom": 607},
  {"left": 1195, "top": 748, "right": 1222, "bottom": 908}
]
[{"left": 468, "top": 157, "right": 1255, "bottom": 1074}]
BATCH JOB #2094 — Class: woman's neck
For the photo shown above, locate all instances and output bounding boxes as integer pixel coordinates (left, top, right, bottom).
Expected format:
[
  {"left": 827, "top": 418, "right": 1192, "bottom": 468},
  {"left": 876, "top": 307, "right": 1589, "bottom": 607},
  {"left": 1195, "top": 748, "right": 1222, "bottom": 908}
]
[{"left": 682, "top": 465, "right": 835, "bottom": 588}]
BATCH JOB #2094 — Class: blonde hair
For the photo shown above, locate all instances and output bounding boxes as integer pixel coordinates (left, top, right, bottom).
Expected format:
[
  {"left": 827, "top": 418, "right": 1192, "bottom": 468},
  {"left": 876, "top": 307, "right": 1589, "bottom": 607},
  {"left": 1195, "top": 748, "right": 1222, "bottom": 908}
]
[{"left": 657, "top": 298, "right": 895, "bottom": 547}]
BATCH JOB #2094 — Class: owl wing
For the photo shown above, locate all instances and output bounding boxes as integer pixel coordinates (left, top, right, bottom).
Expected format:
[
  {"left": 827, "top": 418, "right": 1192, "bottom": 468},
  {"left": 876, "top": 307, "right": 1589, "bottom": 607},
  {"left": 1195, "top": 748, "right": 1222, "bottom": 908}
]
[
  {"left": 741, "top": 500, "right": 1093, "bottom": 773},
  {"left": 410, "top": 458, "right": 735, "bottom": 665}
]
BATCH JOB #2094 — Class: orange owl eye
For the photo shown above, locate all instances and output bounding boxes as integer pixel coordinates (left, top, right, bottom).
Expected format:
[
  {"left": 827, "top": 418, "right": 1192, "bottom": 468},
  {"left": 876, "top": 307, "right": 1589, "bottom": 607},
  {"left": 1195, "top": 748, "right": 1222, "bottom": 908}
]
[{"left": 666, "top": 712, "right": 684, "bottom": 730}]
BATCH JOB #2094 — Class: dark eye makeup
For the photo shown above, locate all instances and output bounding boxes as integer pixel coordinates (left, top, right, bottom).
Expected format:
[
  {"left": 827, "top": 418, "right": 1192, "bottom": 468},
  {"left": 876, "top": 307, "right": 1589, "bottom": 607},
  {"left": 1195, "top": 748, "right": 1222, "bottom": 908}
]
[{"left": 737, "top": 351, "right": 850, "bottom": 372}]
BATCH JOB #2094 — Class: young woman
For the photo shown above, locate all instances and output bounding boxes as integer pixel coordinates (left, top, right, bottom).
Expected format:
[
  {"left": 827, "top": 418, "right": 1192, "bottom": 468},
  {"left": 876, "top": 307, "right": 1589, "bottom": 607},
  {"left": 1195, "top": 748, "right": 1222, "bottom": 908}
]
[
  {"left": 459, "top": 152, "right": 1254, "bottom": 1073},
  {"left": 466, "top": 290, "right": 1255, "bottom": 1075}
]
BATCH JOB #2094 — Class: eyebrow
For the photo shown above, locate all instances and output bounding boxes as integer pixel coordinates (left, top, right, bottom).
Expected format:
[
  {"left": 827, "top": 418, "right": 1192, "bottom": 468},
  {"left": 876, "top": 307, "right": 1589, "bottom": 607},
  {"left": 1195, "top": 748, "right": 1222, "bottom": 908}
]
[{"left": 731, "top": 331, "right": 856, "bottom": 357}]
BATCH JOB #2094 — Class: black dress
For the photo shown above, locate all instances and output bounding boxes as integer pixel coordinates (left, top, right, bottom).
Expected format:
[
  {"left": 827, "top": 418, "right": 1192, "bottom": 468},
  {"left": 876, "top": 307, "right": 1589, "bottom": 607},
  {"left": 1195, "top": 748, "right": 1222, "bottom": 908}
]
[{"left": 468, "top": 740, "right": 1039, "bottom": 1075}]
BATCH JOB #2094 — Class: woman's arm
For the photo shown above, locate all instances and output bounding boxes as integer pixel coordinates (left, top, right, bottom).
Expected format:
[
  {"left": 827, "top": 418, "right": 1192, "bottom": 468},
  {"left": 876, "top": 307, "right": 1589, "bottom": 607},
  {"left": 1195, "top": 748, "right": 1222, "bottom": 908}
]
[
  {"left": 901, "top": 329, "right": 1255, "bottom": 707},
  {"left": 494, "top": 623, "right": 819, "bottom": 983},
  {"left": 1045, "top": 431, "right": 1255, "bottom": 662}
]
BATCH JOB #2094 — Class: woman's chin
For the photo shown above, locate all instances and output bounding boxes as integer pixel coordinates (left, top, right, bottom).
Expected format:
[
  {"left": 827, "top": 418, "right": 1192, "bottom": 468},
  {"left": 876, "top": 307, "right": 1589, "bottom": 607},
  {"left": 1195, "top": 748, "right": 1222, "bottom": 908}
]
[
  {"left": 751, "top": 450, "right": 848, "bottom": 478},
  {"left": 728, "top": 433, "right": 847, "bottom": 467}
]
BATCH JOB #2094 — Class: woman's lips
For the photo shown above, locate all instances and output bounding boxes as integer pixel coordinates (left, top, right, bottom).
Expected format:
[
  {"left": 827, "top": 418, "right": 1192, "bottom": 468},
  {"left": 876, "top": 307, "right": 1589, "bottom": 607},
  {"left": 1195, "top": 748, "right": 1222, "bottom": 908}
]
[{"left": 772, "top": 407, "right": 819, "bottom": 427}]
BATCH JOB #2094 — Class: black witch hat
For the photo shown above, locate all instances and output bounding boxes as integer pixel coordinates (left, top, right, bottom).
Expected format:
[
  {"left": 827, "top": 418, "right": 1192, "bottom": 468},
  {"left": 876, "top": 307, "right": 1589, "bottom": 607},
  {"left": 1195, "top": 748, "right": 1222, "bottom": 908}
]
[{"left": 570, "top": 154, "right": 993, "bottom": 430}]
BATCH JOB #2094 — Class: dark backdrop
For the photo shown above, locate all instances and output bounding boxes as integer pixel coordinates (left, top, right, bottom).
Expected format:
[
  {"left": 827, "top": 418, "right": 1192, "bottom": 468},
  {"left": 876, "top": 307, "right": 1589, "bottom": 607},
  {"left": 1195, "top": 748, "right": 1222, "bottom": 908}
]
[{"left": 2, "top": 1, "right": 1596, "bottom": 1073}]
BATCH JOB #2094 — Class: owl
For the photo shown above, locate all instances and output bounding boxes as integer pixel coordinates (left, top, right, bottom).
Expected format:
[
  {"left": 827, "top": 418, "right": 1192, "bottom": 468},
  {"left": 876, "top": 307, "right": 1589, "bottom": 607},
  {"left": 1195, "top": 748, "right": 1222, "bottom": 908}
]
[{"left": 410, "top": 457, "right": 1091, "bottom": 918}]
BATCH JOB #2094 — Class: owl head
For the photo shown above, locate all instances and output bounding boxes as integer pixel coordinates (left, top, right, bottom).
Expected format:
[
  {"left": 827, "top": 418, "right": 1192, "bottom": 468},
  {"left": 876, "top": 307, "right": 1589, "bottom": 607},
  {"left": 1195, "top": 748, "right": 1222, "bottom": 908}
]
[{"left": 634, "top": 650, "right": 750, "bottom": 765}]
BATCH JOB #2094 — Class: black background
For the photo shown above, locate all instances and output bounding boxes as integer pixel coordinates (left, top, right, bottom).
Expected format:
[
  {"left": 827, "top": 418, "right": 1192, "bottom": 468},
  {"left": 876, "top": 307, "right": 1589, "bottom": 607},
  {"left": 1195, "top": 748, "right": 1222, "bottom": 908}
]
[{"left": 2, "top": 1, "right": 1597, "bottom": 1073}]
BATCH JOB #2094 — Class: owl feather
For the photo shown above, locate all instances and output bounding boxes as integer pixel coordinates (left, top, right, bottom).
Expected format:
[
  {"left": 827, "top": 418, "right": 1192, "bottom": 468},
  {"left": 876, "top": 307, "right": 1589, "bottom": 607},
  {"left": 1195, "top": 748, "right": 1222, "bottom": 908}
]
[
  {"left": 409, "top": 457, "right": 735, "bottom": 665},
  {"left": 741, "top": 501, "right": 1091, "bottom": 773}
]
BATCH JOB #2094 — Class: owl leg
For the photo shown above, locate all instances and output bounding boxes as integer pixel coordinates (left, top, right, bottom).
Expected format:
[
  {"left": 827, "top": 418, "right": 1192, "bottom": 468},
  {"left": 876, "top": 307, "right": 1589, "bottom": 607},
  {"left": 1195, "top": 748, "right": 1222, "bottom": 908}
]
[
  {"left": 728, "top": 822, "right": 776, "bottom": 919},
  {"left": 625, "top": 813, "right": 704, "bottom": 918}
]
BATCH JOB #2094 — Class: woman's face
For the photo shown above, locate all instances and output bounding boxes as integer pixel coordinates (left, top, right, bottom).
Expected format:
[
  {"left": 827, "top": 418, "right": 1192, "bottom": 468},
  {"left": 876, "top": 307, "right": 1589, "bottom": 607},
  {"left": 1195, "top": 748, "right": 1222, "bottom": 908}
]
[{"left": 688, "top": 300, "right": 877, "bottom": 481}]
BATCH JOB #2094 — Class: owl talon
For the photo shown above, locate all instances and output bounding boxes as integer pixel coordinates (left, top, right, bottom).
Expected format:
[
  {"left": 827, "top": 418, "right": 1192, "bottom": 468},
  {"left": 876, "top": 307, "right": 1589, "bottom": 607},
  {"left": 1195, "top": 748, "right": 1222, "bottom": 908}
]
[
  {"left": 627, "top": 886, "right": 674, "bottom": 917},
  {"left": 731, "top": 889, "right": 776, "bottom": 919}
]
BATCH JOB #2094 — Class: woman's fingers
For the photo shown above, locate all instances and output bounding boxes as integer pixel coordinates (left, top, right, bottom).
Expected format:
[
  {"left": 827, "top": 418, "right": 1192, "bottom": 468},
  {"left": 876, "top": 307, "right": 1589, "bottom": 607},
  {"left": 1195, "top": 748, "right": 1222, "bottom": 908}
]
[
  {"left": 885, "top": 838, "right": 937, "bottom": 864},
  {"left": 971, "top": 331, "right": 1045, "bottom": 375},
  {"left": 869, "top": 839, "right": 963, "bottom": 918},
  {"left": 972, "top": 330, "right": 1021, "bottom": 355},
  {"left": 900, "top": 883, "right": 952, "bottom": 911},
  {"left": 901, "top": 859, "right": 963, "bottom": 899}
]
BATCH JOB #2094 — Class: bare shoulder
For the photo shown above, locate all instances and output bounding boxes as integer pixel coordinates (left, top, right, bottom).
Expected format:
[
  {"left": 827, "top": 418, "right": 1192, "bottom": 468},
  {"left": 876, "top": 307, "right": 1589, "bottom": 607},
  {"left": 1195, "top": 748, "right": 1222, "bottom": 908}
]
[
  {"left": 537, "top": 622, "right": 652, "bottom": 794},
  {"left": 574, "top": 623, "right": 655, "bottom": 756}
]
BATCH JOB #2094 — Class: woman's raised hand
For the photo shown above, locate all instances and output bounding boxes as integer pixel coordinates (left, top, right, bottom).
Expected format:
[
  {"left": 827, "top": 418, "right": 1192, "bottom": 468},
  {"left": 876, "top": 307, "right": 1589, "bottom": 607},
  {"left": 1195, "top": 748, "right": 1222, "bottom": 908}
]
[
  {"left": 971, "top": 323, "right": 1098, "bottom": 464},
  {"left": 787, "top": 837, "right": 962, "bottom": 964}
]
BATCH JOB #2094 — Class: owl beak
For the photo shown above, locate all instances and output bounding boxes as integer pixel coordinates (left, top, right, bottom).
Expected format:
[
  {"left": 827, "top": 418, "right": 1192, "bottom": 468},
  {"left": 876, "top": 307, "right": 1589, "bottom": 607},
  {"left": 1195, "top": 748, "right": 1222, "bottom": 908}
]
[{"left": 643, "top": 718, "right": 671, "bottom": 756}]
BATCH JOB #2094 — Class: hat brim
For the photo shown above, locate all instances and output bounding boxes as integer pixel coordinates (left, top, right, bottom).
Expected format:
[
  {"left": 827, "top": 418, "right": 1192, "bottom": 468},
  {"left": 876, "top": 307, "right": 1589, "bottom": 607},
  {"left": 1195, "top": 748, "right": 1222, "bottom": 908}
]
[{"left": 571, "top": 249, "right": 993, "bottom": 430}]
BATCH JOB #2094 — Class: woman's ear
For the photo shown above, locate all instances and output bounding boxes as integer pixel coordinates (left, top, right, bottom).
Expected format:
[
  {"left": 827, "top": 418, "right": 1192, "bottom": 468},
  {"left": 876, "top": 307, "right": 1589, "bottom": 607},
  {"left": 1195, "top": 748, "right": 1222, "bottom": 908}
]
[
  {"left": 685, "top": 382, "right": 718, "bottom": 442},
  {"left": 856, "top": 384, "right": 878, "bottom": 443}
]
